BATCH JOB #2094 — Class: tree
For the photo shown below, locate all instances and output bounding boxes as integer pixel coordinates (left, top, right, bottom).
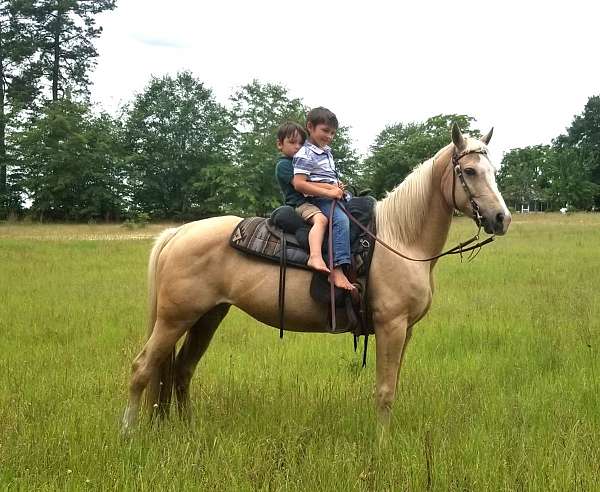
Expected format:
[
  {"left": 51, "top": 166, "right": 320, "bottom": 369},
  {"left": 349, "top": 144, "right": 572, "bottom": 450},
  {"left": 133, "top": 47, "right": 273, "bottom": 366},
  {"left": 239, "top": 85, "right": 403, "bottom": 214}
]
[
  {"left": 498, "top": 143, "right": 598, "bottom": 212},
  {"left": 17, "top": 99, "right": 126, "bottom": 220},
  {"left": 364, "top": 114, "right": 479, "bottom": 197},
  {"left": 122, "top": 72, "right": 235, "bottom": 219},
  {"left": 497, "top": 145, "right": 555, "bottom": 211},
  {"left": 554, "top": 95, "right": 600, "bottom": 208},
  {"left": 545, "top": 148, "right": 598, "bottom": 210},
  {"left": 0, "top": 0, "right": 40, "bottom": 216},
  {"left": 32, "top": 0, "right": 116, "bottom": 101},
  {"left": 228, "top": 80, "right": 306, "bottom": 216}
]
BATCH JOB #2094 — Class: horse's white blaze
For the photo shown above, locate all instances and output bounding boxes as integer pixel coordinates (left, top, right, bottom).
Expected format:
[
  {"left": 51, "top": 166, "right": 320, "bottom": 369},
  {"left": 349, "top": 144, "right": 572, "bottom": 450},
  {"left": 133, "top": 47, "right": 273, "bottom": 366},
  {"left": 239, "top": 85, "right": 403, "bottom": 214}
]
[{"left": 479, "top": 154, "right": 510, "bottom": 218}]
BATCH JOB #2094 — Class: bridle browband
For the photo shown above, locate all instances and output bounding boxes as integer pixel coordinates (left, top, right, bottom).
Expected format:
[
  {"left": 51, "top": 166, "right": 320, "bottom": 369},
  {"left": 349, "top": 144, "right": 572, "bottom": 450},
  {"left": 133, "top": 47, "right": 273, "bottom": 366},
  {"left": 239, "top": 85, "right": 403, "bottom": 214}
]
[{"left": 336, "top": 147, "right": 496, "bottom": 263}]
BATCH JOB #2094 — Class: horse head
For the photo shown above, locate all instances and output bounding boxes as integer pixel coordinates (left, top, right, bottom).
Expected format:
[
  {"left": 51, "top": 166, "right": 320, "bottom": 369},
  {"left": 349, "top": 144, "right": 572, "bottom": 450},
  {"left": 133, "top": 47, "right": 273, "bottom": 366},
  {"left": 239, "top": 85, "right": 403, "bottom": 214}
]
[{"left": 448, "top": 124, "right": 511, "bottom": 235}]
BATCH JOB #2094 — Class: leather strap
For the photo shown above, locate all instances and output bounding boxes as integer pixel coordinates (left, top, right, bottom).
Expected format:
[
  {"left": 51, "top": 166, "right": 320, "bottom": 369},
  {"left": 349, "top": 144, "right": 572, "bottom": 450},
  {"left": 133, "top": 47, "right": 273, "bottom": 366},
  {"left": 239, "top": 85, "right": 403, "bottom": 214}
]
[
  {"left": 452, "top": 149, "right": 486, "bottom": 227},
  {"left": 337, "top": 201, "right": 494, "bottom": 263},
  {"left": 327, "top": 201, "right": 336, "bottom": 332},
  {"left": 278, "top": 233, "right": 287, "bottom": 338}
]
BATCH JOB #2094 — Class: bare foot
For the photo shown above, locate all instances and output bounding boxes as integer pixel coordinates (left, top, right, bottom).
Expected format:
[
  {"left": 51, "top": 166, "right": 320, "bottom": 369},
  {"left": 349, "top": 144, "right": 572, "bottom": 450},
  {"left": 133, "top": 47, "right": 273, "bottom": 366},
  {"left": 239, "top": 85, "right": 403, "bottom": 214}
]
[
  {"left": 307, "top": 255, "right": 330, "bottom": 273},
  {"left": 329, "top": 268, "right": 356, "bottom": 291}
]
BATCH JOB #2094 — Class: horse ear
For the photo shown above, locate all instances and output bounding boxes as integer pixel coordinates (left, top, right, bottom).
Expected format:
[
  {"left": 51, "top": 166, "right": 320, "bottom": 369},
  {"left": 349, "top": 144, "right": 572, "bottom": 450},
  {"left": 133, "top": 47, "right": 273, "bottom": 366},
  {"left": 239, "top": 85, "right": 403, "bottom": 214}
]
[
  {"left": 481, "top": 127, "right": 494, "bottom": 145},
  {"left": 452, "top": 123, "right": 466, "bottom": 151}
]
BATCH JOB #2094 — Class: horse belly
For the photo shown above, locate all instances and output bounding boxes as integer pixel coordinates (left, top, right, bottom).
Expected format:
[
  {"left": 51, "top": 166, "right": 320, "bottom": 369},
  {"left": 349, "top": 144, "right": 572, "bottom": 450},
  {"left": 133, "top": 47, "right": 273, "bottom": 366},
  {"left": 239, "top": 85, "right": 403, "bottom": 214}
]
[
  {"left": 234, "top": 289, "right": 333, "bottom": 333},
  {"left": 223, "top": 256, "right": 334, "bottom": 333}
]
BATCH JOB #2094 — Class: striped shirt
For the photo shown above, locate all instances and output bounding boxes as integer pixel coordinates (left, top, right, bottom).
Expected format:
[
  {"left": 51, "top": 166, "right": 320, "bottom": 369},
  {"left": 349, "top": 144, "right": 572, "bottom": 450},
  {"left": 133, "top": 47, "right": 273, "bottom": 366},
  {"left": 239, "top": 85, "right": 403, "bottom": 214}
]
[{"left": 292, "top": 141, "right": 338, "bottom": 184}]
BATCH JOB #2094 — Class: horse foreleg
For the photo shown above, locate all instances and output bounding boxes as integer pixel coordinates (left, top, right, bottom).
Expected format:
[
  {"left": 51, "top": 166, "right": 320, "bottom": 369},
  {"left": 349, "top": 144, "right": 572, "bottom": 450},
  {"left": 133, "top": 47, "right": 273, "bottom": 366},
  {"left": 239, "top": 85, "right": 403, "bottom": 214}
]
[
  {"left": 174, "top": 304, "right": 229, "bottom": 420},
  {"left": 374, "top": 317, "right": 409, "bottom": 433},
  {"left": 122, "top": 318, "right": 188, "bottom": 433}
]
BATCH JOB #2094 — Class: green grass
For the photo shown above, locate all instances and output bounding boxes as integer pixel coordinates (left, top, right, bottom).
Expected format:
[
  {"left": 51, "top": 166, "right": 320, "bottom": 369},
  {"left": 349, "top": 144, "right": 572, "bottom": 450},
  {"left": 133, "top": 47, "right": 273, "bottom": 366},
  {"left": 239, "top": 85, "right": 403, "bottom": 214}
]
[{"left": 1, "top": 214, "right": 599, "bottom": 490}]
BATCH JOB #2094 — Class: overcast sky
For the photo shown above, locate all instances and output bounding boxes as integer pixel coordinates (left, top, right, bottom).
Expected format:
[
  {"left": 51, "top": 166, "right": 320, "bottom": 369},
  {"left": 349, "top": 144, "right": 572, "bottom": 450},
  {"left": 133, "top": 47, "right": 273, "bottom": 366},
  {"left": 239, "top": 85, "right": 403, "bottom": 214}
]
[{"left": 91, "top": 0, "right": 599, "bottom": 161}]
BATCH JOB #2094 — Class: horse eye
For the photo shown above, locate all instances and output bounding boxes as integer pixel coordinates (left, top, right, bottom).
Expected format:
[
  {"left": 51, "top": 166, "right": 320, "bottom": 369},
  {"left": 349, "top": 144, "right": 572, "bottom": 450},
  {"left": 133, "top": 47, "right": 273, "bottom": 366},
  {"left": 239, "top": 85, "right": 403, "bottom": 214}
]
[{"left": 464, "top": 168, "right": 476, "bottom": 176}]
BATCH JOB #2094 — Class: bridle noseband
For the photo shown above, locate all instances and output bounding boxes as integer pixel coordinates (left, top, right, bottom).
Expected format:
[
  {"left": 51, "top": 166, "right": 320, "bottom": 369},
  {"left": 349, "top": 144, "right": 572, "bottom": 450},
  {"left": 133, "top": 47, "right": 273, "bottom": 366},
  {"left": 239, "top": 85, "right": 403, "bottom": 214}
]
[{"left": 451, "top": 148, "right": 488, "bottom": 229}]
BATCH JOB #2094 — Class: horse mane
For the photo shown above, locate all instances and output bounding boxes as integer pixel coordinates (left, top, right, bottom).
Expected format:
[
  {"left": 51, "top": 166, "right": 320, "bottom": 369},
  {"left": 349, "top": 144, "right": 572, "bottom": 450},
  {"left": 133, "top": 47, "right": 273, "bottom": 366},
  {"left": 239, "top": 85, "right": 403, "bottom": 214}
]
[{"left": 375, "top": 138, "right": 488, "bottom": 246}]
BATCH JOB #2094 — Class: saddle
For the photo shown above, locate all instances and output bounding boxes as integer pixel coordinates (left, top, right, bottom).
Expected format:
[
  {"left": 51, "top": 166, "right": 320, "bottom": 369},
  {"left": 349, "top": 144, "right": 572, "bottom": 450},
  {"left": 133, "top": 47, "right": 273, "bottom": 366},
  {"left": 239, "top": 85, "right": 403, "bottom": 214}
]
[{"left": 229, "top": 196, "right": 377, "bottom": 339}]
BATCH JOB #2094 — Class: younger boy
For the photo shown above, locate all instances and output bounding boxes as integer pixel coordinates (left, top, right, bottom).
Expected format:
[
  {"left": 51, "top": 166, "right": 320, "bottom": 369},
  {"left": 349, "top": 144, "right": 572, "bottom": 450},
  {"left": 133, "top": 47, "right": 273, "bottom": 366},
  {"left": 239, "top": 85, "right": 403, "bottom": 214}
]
[
  {"left": 275, "top": 122, "right": 330, "bottom": 273},
  {"left": 292, "top": 108, "right": 355, "bottom": 291}
]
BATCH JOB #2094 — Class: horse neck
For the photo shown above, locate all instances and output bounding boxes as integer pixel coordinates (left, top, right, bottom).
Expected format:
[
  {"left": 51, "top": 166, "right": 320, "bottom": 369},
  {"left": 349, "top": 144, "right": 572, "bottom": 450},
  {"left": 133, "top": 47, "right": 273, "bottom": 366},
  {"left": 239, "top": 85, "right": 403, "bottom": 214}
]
[{"left": 375, "top": 145, "right": 454, "bottom": 259}]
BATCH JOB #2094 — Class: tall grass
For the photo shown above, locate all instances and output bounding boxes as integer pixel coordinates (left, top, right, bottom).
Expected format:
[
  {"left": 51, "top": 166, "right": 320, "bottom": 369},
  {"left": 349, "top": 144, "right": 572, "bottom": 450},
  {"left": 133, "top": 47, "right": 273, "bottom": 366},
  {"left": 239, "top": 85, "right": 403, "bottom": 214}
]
[{"left": 0, "top": 214, "right": 598, "bottom": 490}]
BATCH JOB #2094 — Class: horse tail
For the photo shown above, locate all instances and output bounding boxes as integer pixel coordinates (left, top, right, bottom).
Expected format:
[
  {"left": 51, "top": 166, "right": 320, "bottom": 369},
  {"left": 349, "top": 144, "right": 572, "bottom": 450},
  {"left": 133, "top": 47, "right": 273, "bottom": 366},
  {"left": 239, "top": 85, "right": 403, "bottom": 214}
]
[
  {"left": 146, "top": 227, "right": 179, "bottom": 338},
  {"left": 145, "top": 226, "right": 180, "bottom": 417}
]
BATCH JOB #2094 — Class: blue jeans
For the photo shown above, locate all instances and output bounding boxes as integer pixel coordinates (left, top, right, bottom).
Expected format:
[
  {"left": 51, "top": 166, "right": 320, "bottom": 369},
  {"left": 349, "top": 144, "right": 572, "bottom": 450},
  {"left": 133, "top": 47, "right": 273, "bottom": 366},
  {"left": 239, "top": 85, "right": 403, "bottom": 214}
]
[{"left": 311, "top": 198, "right": 351, "bottom": 267}]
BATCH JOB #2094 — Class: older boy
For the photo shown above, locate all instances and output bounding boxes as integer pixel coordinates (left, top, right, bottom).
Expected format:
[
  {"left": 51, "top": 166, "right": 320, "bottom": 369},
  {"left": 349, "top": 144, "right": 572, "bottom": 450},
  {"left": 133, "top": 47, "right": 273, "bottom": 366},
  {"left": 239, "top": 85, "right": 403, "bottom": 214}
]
[
  {"left": 275, "top": 122, "right": 330, "bottom": 273},
  {"left": 292, "top": 108, "right": 355, "bottom": 291}
]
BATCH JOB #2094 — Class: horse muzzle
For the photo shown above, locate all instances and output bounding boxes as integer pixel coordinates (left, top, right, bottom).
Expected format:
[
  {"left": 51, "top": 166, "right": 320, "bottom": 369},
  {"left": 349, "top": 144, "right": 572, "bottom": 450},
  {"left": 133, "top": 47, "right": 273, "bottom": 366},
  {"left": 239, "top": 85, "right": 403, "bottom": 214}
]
[{"left": 482, "top": 211, "right": 511, "bottom": 235}]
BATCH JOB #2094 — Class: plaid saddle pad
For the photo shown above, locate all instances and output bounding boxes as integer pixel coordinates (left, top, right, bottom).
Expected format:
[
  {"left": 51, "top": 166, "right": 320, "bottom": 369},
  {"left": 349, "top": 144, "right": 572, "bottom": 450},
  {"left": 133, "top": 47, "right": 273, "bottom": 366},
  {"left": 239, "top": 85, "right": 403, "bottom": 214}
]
[{"left": 229, "top": 217, "right": 311, "bottom": 269}]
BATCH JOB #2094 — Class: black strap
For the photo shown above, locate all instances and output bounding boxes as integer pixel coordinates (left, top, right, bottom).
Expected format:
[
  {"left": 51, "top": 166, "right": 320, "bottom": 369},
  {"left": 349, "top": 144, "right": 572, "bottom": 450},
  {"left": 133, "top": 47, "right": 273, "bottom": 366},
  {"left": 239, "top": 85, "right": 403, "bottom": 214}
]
[
  {"left": 278, "top": 233, "right": 287, "bottom": 338},
  {"left": 452, "top": 150, "right": 486, "bottom": 228},
  {"left": 361, "top": 219, "right": 377, "bottom": 333},
  {"left": 327, "top": 201, "right": 336, "bottom": 332},
  {"left": 360, "top": 219, "right": 377, "bottom": 368}
]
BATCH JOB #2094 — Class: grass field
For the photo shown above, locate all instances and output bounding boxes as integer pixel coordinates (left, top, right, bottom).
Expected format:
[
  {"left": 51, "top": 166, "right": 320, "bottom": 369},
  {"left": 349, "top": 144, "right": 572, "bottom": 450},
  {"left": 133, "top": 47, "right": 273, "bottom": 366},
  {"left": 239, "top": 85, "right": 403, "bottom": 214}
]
[{"left": 1, "top": 214, "right": 599, "bottom": 490}]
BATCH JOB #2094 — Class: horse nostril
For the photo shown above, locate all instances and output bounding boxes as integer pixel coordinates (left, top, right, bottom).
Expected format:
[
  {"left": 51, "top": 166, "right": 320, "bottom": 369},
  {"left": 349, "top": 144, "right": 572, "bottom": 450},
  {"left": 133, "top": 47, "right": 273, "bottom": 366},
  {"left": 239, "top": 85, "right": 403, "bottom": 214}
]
[{"left": 496, "top": 212, "right": 505, "bottom": 224}]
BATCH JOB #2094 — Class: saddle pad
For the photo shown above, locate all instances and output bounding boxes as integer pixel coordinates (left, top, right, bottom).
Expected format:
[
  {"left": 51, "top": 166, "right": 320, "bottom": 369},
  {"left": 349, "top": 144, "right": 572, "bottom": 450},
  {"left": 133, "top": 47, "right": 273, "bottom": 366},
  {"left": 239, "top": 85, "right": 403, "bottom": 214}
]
[
  {"left": 230, "top": 215, "right": 376, "bottom": 337},
  {"left": 230, "top": 217, "right": 311, "bottom": 269}
]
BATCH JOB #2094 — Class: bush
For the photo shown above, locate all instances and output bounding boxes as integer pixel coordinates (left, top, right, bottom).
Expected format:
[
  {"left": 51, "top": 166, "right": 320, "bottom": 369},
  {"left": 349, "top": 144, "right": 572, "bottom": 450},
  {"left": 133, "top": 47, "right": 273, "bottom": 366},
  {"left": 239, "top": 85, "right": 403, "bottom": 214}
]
[{"left": 121, "top": 212, "right": 150, "bottom": 229}]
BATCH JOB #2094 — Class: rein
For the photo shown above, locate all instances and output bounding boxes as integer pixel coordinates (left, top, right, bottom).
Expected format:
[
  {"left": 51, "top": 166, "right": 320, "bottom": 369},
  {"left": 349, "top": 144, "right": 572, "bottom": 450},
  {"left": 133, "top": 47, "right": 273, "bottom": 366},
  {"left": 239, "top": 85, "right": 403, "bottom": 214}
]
[{"left": 337, "top": 148, "right": 495, "bottom": 263}]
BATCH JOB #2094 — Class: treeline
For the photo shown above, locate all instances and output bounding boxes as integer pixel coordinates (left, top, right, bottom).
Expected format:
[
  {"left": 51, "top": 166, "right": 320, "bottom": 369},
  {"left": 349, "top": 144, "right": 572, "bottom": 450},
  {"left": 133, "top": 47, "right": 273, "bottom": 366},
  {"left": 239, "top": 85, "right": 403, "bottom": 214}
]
[
  {"left": 1, "top": 2, "right": 598, "bottom": 222},
  {"left": 497, "top": 96, "right": 600, "bottom": 211}
]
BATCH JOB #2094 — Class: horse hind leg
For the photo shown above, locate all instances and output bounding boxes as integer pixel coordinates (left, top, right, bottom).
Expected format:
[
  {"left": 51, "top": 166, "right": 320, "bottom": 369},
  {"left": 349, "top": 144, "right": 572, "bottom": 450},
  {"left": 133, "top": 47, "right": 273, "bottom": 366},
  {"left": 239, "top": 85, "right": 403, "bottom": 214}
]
[
  {"left": 174, "top": 304, "right": 230, "bottom": 420},
  {"left": 122, "top": 317, "right": 189, "bottom": 432}
]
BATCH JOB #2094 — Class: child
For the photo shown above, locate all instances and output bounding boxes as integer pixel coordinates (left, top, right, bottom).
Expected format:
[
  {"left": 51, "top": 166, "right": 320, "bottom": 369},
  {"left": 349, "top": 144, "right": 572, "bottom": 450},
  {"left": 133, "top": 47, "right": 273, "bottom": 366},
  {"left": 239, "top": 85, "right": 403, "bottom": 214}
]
[
  {"left": 275, "top": 122, "right": 330, "bottom": 273},
  {"left": 292, "top": 108, "right": 355, "bottom": 291}
]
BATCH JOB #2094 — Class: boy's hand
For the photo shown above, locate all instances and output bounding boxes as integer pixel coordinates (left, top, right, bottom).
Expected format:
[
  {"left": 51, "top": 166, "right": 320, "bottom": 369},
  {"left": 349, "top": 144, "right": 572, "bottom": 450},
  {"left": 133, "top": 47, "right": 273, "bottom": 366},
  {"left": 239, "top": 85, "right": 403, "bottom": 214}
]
[
  {"left": 338, "top": 182, "right": 346, "bottom": 192},
  {"left": 329, "top": 187, "right": 344, "bottom": 200}
]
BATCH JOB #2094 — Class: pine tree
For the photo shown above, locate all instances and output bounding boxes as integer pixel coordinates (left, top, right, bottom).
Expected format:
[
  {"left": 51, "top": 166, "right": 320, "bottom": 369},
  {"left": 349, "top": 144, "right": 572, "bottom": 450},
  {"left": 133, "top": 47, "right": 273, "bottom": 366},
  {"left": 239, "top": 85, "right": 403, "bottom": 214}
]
[
  {"left": 0, "top": 0, "right": 40, "bottom": 216},
  {"left": 32, "top": 0, "right": 116, "bottom": 100}
]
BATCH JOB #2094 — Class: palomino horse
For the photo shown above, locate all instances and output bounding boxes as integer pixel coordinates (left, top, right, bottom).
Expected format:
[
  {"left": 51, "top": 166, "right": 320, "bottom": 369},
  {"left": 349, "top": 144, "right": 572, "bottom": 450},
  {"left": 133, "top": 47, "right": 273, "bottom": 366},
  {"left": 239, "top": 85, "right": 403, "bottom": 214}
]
[{"left": 122, "top": 124, "right": 511, "bottom": 432}]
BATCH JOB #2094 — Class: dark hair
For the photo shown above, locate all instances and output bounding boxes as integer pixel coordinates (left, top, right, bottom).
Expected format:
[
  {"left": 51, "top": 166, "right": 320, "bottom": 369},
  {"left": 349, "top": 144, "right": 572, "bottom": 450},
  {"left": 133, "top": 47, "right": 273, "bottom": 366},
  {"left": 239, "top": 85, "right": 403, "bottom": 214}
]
[
  {"left": 276, "top": 121, "right": 307, "bottom": 143},
  {"left": 306, "top": 107, "right": 338, "bottom": 130}
]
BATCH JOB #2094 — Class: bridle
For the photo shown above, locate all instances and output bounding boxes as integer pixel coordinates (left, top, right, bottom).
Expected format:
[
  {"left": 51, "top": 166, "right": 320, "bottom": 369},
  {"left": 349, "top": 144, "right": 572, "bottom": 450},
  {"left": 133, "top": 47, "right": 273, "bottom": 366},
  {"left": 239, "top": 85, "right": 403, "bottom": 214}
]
[{"left": 451, "top": 148, "right": 488, "bottom": 229}]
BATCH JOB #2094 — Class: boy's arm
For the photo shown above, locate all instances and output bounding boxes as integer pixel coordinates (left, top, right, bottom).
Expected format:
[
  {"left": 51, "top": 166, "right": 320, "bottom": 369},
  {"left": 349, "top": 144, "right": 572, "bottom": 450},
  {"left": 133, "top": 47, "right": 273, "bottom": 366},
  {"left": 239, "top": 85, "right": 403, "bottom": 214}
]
[
  {"left": 310, "top": 182, "right": 337, "bottom": 191},
  {"left": 292, "top": 149, "right": 343, "bottom": 198},
  {"left": 292, "top": 175, "right": 343, "bottom": 199},
  {"left": 312, "top": 182, "right": 346, "bottom": 192}
]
